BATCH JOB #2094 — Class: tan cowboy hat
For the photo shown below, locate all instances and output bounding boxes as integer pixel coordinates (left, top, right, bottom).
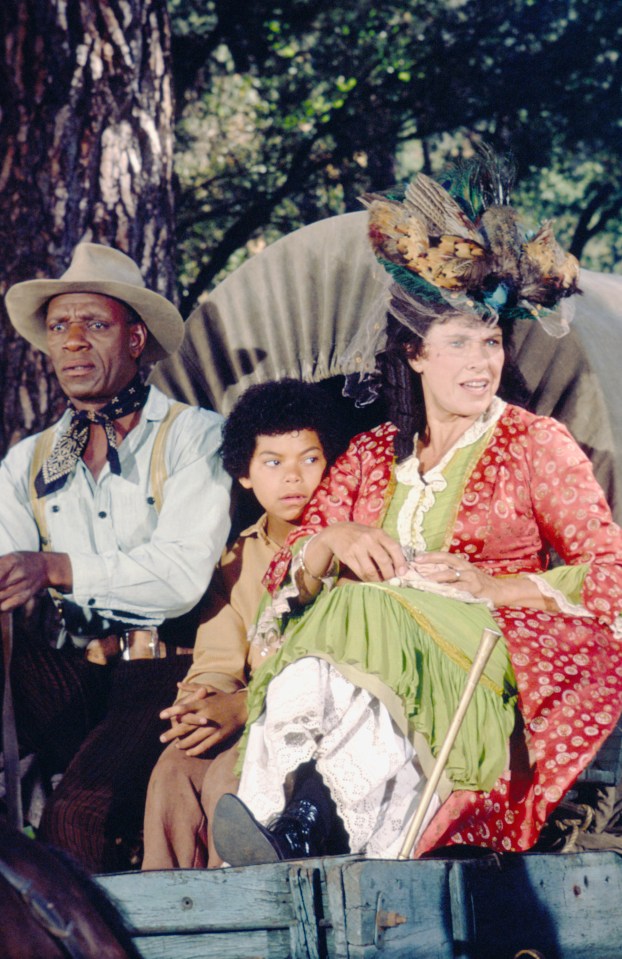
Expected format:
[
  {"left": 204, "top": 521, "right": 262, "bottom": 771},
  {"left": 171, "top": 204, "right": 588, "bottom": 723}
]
[{"left": 5, "top": 242, "right": 184, "bottom": 362}]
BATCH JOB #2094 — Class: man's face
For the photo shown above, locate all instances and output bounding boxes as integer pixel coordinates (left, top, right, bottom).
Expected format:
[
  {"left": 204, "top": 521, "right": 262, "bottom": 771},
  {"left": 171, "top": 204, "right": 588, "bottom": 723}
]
[{"left": 45, "top": 293, "right": 147, "bottom": 409}]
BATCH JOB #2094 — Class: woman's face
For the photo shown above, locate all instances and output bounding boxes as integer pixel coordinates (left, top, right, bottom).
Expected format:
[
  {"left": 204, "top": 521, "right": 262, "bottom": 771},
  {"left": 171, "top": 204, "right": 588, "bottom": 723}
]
[{"left": 408, "top": 317, "right": 504, "bottom": 424}]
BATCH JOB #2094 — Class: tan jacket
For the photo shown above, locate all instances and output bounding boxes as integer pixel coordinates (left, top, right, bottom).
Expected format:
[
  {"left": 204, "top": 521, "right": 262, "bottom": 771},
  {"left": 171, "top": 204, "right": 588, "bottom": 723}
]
[{"left": 179, "top": 515, "right": 278, "bottom": 696}]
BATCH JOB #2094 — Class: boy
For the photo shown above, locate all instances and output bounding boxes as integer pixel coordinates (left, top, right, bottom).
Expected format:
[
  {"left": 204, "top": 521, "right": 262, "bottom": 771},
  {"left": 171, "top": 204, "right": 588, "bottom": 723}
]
[{"left": 141, "top": 379, "right": 346, "bottom": 868}]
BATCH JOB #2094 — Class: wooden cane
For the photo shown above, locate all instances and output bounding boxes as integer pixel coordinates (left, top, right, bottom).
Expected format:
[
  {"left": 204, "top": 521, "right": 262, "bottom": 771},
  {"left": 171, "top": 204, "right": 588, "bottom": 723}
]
[
  {"left": 397, "top": 626, "right": 502, "bottom": 860},
  {"left": 2, "top": 610, "right": 24, "bottom": 831}
]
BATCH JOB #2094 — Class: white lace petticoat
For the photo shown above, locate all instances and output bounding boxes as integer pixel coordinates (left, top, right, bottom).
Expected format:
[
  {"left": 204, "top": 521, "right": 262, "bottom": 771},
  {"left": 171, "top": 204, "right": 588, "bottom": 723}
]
[{"left": 237, "top": 657, "right": 439, "bottom": 858}]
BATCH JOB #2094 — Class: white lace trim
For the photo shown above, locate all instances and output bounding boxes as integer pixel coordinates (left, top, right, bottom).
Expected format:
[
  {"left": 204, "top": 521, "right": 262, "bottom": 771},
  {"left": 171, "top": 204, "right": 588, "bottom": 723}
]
[
  {"left": 524, "top": 573, "right": 593, "bottom": 619},
  {"left": 527, "top": 573, "right": 622, "bottom": 641},
  {"left": 250, "top": 399, "right": 505, "bottom": 652},
  {"left": 248, "top": 545, "right": 336, "bottom": 658},
  {"left": 382, "top": 571, "right": 494, "bottom": 608},
  {"left": 395, "top": 397, "right": 506, "bottom": 552},
  {"left": 237, "top": 658, "right": 439, "bottom": 857}
]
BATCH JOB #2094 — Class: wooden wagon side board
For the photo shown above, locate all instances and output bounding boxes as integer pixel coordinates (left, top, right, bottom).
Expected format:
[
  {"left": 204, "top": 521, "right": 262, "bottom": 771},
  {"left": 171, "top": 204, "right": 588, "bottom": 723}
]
[
  {"left": 98, "top": 850, "right": 622, "bottom": 959},
  {"left": 456, "top": 850, "right": 622, "bottom": 959},
  {"left": 96, "top": 864, "right": 300, "bottom": 958}
]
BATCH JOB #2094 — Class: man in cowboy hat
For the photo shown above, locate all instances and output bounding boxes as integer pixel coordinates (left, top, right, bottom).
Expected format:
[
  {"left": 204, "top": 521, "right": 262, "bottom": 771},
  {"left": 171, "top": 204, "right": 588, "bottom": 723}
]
[{"left": 0, "top": 242, "right": 231, "bottom": 871}]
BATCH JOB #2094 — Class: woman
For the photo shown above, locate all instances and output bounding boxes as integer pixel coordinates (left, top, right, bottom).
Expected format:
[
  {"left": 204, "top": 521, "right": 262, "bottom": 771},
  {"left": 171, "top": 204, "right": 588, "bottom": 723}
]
[{"left": 213, "top": 153, "right": 622, "bottom": 863}]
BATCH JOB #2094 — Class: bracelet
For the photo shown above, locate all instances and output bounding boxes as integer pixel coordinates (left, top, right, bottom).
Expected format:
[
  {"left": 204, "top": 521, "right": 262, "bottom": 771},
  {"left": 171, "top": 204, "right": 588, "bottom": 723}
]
[{"left": 299, "top": 534, "right": 329, "bottom": 583}]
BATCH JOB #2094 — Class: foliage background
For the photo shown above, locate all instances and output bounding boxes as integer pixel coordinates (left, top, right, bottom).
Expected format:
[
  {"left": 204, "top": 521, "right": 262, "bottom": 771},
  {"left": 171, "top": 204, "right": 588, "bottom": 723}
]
[
  {"left": 170, "top": 0, "right": 622, "bottom": 314},
  {"left": 1, "top": 0, "right": 621, "bottom": 451}
]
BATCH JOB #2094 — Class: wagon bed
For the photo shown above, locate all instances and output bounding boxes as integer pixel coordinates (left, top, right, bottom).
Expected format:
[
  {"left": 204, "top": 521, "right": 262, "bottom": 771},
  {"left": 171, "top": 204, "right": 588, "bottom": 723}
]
[{"left": 99, "top": 849, "right": 622, "bottom": 959}]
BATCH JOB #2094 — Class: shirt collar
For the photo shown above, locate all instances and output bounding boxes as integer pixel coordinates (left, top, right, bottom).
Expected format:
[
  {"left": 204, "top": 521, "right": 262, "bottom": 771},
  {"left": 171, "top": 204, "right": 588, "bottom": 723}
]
[
  {"left": 55, "top": 384, "right": 167, "bottom": 434},
  {"left": 240, "top": 513, "right": 270, "bottom": 542},
  {"left": 141, "top": 384, "right": 170, "bottom": 422}
]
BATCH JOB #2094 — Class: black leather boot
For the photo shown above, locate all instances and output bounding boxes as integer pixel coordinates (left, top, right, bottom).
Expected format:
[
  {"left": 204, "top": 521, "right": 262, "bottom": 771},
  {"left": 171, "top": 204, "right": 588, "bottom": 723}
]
[
  {"left": 212, "top": 793, "right": 326, "bottom": 866},
  {"left": 213, "top": 762, "right": 349, "bottom": 866}
]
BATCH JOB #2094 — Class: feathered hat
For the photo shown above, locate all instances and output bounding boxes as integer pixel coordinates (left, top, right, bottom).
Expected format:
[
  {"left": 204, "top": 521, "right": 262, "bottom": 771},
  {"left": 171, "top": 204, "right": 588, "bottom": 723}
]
[{"left": 361, "top": 148, "right": 580, "bottom": 338}]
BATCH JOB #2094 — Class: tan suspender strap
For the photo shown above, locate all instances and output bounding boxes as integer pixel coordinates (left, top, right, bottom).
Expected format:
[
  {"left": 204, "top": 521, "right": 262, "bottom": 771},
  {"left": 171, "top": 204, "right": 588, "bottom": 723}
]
[
  {"left": 28, "top": 426, "right": 56, "bottom": 551},
  {"left": 28, "top": 401, "right": 189, "bottom": 552},
  {"left": 149, "top": 402, "right": 189, "bottom": 514}
]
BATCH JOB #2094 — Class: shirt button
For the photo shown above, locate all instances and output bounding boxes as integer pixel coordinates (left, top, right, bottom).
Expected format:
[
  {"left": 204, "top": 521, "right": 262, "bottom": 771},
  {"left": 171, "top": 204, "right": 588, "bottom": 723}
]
[
  {"left": 88, "top": 598, "right": 96, "bottom": 606},
  {"left": 98, "top": 511, "right": 107, "bottom": 519},
  {"left": 146, "top": 496, "right": 155, "bottom": 506},
  {"left": 51, "top": 505, "right": 60, "bottom": 513}
]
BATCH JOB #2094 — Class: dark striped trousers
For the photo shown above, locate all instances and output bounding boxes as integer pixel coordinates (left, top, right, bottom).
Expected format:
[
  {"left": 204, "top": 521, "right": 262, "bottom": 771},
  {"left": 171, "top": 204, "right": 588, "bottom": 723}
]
[{"left": 7, "top": 629, "right": 191, "bottom": 873}]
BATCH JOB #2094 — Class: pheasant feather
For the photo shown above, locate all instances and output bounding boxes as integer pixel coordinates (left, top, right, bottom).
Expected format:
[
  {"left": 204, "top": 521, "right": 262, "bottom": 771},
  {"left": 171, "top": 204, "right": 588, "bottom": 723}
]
[{"left": 363, "top": 145, "right": 580, "bottom": 325}]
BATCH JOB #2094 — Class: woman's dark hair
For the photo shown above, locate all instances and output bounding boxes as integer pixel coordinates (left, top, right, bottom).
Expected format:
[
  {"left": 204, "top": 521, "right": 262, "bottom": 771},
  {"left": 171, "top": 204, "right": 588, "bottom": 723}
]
[
  {"left": 221, "top": 378, "right": 348, "bottom": 478},
  {"left": 379, "top": 311, "right": 530, "bottom": 463}
]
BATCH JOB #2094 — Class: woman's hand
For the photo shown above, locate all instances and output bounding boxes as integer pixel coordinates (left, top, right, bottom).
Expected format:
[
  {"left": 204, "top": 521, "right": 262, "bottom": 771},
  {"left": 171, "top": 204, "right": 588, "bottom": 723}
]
[
  {"left": 413, "top": 551, "right": 502, "bottom": 602},
  {"left": 305, "top": 523, "right": 408, "bottom": 584},
  {"left": 413, "top": 551, "right": 558, "bottom": 611}
]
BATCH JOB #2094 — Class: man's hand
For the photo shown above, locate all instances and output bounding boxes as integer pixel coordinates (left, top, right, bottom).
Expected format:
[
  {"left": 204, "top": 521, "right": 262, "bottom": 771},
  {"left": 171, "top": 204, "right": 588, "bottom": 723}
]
[
  {"left": 159, "top": 682, "right": 248, "bottom": 757},
  {"left": 0, "top": 551, "right": 72, "bottom": 611}
]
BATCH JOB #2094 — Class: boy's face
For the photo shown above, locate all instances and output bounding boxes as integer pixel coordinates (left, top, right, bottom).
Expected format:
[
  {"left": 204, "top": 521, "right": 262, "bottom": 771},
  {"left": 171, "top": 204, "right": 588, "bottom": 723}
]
[{"left": 239, "top": 429, "right": 327, "bottom": 522}]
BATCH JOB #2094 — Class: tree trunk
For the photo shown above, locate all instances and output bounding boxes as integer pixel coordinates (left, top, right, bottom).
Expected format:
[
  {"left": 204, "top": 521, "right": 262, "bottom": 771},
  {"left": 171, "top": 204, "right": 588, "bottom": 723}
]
[{"left": 0, "top": 0, "right": 176, "bottom": 454}]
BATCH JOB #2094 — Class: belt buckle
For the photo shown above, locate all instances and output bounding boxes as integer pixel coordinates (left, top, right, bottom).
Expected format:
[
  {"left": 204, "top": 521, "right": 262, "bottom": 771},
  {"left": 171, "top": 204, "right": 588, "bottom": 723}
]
[
  {"left": 85, "top": 635, "right": 122, "bottom": 664},
  {"left": 121, "top": 627, "right": 160, "bottom": 661}
]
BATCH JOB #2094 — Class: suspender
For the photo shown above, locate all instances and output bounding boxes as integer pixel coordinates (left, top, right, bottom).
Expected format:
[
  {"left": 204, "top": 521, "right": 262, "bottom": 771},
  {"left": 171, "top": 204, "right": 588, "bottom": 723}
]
[
  {"left": 148, "top": 401, "right": 188, "bottom": 513},
  {"left": 28, "top": 401, "right": 189, "bottom": 549},
  {"left": 29, "top": 427, "right": 55, "bottom": 551}
]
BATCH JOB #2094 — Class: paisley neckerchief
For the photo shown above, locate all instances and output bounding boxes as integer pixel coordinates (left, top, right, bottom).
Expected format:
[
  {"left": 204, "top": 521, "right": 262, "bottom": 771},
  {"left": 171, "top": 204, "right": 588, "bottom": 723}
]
[{"left": 34, "top": 373, "right": 149, "bottom": 497}]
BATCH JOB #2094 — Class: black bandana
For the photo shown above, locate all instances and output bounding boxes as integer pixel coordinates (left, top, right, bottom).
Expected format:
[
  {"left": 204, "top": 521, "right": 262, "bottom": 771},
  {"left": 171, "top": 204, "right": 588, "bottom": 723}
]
[{"left": 35, "top": 373, "right": 150, "bottom": 498}]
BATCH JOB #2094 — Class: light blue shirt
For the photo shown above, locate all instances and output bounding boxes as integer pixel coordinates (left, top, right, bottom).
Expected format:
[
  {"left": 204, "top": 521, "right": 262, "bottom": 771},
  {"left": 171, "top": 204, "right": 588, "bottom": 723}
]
[{"left": 0, "top": 385, "right": 231, "bottom": 632}]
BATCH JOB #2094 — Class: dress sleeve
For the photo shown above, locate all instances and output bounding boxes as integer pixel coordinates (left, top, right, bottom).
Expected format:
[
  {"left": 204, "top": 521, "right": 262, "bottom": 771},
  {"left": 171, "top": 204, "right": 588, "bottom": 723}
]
[{"left": 528, "top": 416, "right": 622, "bottom": 626}]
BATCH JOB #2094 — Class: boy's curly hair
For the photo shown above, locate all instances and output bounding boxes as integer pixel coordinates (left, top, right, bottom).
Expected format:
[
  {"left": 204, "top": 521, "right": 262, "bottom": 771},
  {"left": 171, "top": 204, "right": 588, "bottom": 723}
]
[{"left": 221, "top": 378, "right": 348, "bottom": 479}]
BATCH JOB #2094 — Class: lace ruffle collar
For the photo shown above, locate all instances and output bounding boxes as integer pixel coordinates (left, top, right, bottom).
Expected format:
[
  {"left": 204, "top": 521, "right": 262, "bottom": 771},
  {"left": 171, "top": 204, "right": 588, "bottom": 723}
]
[
  {"left": 395, "top": 397, "right": 506, "bottom": 551},
  {"left": 396, "top": 397, "right": 506, "bottom": 487}
]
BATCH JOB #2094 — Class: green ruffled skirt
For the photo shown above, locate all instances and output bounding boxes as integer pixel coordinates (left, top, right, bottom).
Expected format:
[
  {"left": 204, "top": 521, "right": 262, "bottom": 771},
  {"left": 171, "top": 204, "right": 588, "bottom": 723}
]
[{"left": 246, "top": 582, "right": 518, "bottom": 792}]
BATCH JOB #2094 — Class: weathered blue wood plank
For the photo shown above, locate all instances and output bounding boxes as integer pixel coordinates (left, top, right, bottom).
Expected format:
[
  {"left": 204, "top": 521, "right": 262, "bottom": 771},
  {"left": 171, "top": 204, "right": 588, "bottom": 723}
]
[
  {"left": 461, "top": 850, "right": 622, "bottom": 959},
  {"left": 322, "top": 857, "right": 350, "bottom": 958},
  {"left": 328, "top": 857, "right": 455, "bottom": 959},
  {"left": 99, "top": 865, "right": 296, "bottom": 934},
  {"left": 288, "top": 864, "right": 326, "bottom": 959},
  {"left": 132, "top": 929, "right": 292, "bottom": 959},
  {"left": 97, "top": 851, "right": 622, "bottom": 959}
]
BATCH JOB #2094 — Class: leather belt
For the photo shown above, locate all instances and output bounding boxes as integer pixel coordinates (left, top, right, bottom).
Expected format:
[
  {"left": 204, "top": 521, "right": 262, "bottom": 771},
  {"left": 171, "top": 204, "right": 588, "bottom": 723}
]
[{"left": 85, "top": 628, "right": 192, "bottom": 665}]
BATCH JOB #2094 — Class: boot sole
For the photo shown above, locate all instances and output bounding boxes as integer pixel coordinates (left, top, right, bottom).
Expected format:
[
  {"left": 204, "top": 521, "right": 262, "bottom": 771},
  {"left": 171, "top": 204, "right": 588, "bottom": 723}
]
[{"left": 213, "top": 794, "right": 282, "bottom": 867}]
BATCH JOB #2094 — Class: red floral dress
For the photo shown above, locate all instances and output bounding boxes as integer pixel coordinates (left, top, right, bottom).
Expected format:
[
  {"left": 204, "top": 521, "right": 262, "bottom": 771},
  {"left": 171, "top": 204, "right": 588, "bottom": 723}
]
[{"left": 264, "top": 404, "right": 622, "bottom": 854}]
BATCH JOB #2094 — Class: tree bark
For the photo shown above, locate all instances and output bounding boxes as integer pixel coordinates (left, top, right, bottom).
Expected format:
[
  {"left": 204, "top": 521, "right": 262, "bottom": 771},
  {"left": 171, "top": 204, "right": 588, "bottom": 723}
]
[{"left": 0, "top": 0, "right": 176, "bottom": 454}]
